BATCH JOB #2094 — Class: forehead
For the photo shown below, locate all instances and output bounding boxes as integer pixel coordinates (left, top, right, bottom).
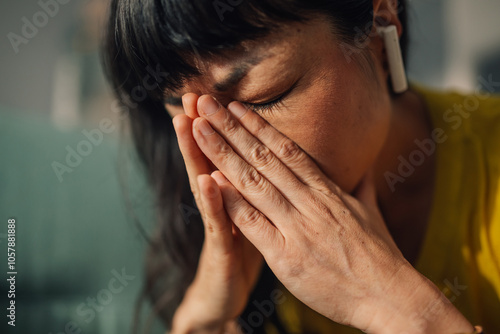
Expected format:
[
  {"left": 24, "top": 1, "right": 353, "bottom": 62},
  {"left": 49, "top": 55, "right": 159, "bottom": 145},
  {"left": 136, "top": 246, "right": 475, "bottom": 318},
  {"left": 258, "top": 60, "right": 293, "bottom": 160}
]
[{"left": 172, "top": 18, "right": 335, "bottom": 96}]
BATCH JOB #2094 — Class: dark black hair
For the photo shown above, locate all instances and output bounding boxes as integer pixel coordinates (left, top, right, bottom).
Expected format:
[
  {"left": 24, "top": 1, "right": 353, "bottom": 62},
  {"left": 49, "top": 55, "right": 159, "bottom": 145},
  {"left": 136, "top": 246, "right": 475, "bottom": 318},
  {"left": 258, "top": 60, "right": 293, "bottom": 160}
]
[{"left": 102, "top": 1, "right": 408, "bottom": 333}]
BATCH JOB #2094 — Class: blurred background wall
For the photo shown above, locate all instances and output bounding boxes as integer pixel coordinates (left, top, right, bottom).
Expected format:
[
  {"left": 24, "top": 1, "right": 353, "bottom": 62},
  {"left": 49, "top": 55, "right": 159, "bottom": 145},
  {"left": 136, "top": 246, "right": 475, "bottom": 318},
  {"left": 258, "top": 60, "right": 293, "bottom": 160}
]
[
  {"left": 406, "top": 0, "right": 500, "bottom": 91},
  {"left": 0, "top": 1, "right": 162, "bottom": 333},
  {"left": 0, "top": 0, "right": 499, "bottom": 333}
]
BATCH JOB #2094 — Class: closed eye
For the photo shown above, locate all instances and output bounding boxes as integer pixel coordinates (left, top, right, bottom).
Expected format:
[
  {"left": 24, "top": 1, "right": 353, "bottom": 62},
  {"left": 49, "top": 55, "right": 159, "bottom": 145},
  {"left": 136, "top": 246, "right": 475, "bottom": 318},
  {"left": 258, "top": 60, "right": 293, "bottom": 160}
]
[
  {"left": 164, "top": 79, "right": 299, "bottom": 115},
  {"left": 165, "top": 94, "right": 286, "bottom": 115},
  {"left": 246, "top": 95, "right": 285, "bottom": 114},
  {"left": 244, "top": 79, "right": 299, "bottom": 115}
]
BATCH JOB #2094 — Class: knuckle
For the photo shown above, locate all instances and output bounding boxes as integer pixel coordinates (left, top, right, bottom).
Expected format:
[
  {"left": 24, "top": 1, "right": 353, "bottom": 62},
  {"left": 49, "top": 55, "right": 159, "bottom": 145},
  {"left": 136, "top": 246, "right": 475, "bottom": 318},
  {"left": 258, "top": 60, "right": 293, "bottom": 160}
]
[
  {"left": 250, "top": 144, "right": 274, "bottom": 167},
  {"left": 222, "top": 113, "right": 239, "bottom": 135},
  {"left": 270, "top": 193, "right": 288, "bottom": 210},
  {"left": 237, "top": 208, "right": 271, "bottom": 239},
  {"left": 215, "top": 139, "right": 233, "bottom": 157},
  {"left": 304, "top": 194, "right": 334, "bottom": 218},
  {"left": 204, "top": 220, "right": 226, "bottom": 235},
  {"left": 278, "top": 139, "right": 302, "bottom": 162},
  {"left": 321, "top": 184, "right": 344, "bottom": 204},
  {"left": 253, "top": 117, "right": 269, "bottom": 137},
  {"left": 238, "top": 207, "right": 263, "bottom": 227},
  {"left": 310, "top": 176, "right": 337, "bottom": 196},
  {"left": 239, "top": 168, "right": 264, "bottom": 190},
  {"left": 306, "top": 173, "right": 325, "bottom": 186}
]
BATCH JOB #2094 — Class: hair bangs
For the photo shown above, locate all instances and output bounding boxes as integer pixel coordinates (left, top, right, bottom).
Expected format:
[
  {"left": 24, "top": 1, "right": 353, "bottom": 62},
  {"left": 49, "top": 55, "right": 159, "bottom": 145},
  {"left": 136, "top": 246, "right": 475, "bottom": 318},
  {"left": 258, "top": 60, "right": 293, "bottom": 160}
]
[{"left": 104, "top": 0, "right": 314, "bottom": 103}]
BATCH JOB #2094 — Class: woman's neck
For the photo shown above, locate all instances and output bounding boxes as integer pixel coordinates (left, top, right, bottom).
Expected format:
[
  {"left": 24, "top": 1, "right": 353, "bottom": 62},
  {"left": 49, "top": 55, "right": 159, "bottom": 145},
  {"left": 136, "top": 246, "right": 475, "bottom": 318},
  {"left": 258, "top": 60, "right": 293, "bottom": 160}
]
[{"left": 373, "top": 88, "right": 437, "bottom": 264}]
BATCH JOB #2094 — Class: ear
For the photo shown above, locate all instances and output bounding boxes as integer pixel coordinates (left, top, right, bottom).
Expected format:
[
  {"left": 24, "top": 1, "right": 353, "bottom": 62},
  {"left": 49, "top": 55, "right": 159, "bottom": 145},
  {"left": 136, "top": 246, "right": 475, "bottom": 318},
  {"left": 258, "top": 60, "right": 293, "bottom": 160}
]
[{"left": 372, "top": 0, "right": 403, "bottom": 38}]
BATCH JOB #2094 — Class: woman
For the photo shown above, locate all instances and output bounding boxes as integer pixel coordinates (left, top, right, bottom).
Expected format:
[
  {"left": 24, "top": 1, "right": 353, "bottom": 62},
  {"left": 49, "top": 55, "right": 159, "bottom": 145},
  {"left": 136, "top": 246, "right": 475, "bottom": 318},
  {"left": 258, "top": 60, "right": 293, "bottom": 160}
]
[{"left": 102, "top": 0, "right": 499, "bottom": 333}]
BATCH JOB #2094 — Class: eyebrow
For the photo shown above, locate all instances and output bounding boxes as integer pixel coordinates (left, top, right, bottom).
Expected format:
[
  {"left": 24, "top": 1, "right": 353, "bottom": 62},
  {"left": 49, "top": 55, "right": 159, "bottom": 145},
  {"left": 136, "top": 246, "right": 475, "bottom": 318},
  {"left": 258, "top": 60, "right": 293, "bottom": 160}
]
[
  {"left": 164, "top": 53, "right": 270, "bottom": 106},
  {"left": 213, "top": 65, "right": 250, "bottom": 92},
  {"left": 213, "top": 55, "right": 264, "bottom": 92}
]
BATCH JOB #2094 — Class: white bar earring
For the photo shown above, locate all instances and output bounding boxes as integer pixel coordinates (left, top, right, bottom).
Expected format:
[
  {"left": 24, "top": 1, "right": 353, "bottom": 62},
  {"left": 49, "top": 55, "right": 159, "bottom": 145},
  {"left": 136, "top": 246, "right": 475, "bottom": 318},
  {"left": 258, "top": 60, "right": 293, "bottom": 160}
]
[{"left": 376, "top": 25, "right": 408, "bottom": 94}]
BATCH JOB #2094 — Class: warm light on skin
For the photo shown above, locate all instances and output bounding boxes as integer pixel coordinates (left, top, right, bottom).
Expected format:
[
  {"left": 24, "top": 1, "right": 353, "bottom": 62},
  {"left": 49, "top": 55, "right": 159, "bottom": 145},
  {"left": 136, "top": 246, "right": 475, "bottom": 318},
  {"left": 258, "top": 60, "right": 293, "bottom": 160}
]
[
  {"left": 164, "top": 9, "right": 476, "bottom": 334},
  {"left": 165, "top": 14, "right": 437, "bottom": 264},
  {"left": 165, "top": 17, "right": 393, "bottom": 194}
]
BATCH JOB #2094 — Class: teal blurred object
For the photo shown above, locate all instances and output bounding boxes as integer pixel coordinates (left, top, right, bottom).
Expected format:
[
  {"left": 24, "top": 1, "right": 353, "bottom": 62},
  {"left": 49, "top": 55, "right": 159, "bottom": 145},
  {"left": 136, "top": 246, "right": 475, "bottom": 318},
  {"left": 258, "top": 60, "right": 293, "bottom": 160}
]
[{"left": 0, "top": 107, "right": 163, "bottom": 333}]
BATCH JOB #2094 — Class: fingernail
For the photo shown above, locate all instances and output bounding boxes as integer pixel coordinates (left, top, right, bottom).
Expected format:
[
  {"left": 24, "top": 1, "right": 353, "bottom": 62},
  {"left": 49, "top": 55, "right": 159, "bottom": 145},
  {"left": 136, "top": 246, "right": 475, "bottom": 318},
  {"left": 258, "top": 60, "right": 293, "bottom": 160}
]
[
  {"left": 181, "top": 94, "right": 189, "bottom": 109},
  {"left": 228, "top": 102, "right": 248, "bottom": 119},
  {"left": 200, "top": 96, "right": 220, "bottom": 116},
  {"left": 211, "top": 171, "right": 228, "bottom": 185},
  {"left": 196, "top": 118, "right": 215, "bottom": 135}
]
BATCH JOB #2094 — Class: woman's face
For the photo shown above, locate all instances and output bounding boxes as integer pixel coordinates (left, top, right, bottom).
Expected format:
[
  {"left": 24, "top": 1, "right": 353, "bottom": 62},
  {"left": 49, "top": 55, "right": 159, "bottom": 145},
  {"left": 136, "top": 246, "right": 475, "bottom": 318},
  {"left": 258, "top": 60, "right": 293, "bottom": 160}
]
[{"left": 165, "top": 17, "right": 392, "bottom": 193}]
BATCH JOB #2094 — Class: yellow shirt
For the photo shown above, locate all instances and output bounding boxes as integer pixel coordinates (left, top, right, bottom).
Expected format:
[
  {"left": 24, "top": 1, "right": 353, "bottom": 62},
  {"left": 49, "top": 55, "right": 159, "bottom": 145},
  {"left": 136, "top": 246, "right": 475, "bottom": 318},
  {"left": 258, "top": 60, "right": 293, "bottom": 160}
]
[{"left": 274, "top": 85, "right": 500, "bottom": 333}]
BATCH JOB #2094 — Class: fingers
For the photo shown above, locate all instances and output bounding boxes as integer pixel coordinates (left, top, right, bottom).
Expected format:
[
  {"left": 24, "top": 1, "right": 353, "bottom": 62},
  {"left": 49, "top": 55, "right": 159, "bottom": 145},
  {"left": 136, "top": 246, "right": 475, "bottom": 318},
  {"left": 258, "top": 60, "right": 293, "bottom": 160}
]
[
  {"left": 226, "top": 101, "right": 340, "bottom": 195},
  {"left": 197, "top": 174, "right": 234, "bottom": 253},
  {"left": 196, "top": 95, "right": 307, "bottom": 203},
  {"left": 182, "top": 93, "right": 201, "bottom": 119},
  {"left": 192, "top": 115, "right": 296, "bottom": 229},
  {"left": 211, "top": 171, "right": 284, "bottom": 257},
  {"left": 172, "top": 114, "right": 213, "bottom": 215}
]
